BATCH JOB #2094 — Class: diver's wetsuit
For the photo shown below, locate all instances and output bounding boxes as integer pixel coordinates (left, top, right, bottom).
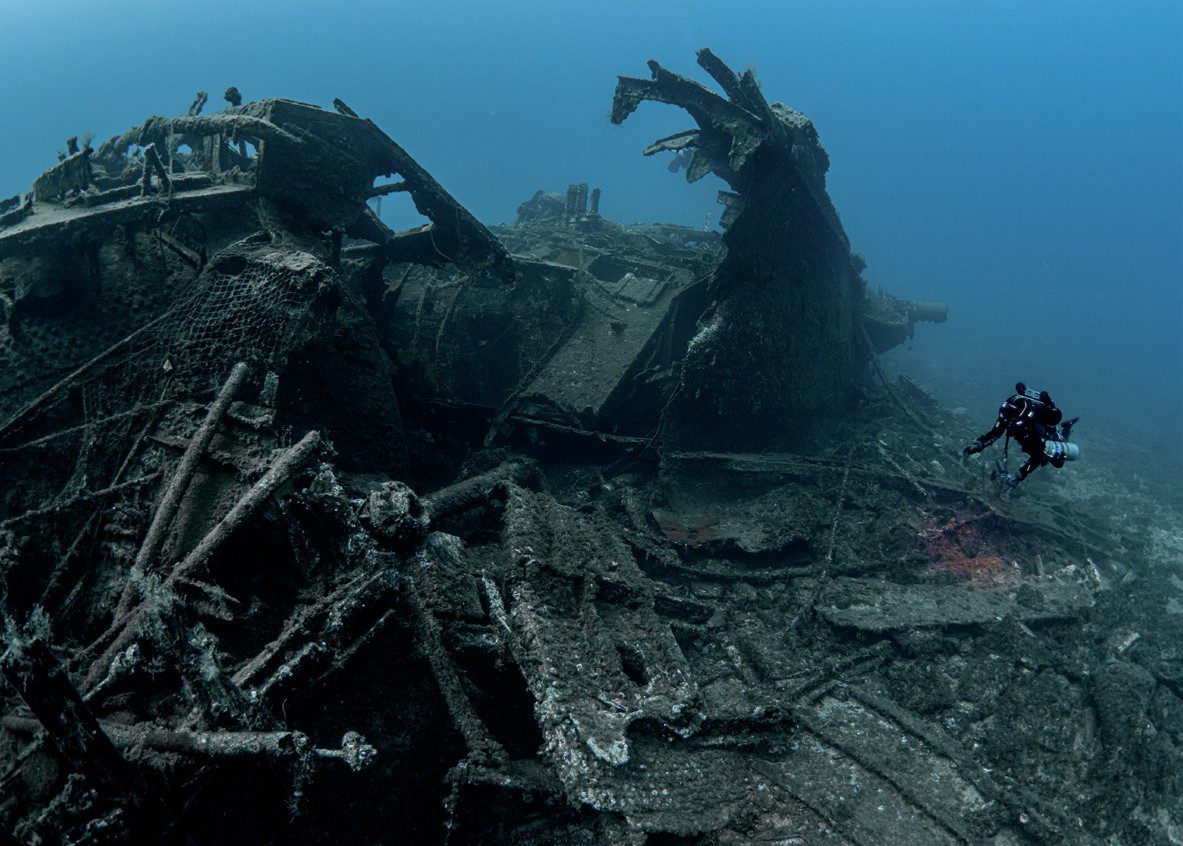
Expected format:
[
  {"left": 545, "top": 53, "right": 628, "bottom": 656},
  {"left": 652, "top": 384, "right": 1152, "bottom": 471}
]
[{"left": 964, "top": 389, "right": 1075, "bottom": 483}]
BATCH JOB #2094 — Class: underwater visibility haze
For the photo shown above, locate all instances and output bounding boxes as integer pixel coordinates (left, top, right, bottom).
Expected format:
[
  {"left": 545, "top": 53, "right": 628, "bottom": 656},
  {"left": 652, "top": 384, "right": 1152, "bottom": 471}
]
[{"left": 0, "top": 2, "right": 1180, "bottom": 844}]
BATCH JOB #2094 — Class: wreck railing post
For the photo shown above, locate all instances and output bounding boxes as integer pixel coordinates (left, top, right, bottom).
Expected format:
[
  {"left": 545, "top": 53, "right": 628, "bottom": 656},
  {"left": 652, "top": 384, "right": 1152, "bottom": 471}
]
[
  {"left": 134, "top": 363, "right": 247, "bottom": 574},
  {"left": 82, "top": 431, "right": 323, "bottom": 694},
  {"left": 114, "top": 362, "right": 249, "bottom": 620}
]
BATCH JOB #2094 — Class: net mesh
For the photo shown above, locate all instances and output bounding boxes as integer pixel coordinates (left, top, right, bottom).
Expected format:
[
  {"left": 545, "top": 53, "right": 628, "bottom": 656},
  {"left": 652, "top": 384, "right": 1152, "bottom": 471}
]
[
  {"left": 16, "top": 245, "right": 332, "bottom": 506},
  {"left": 158, "top": 250, "right": 318, "bottom": 391}
]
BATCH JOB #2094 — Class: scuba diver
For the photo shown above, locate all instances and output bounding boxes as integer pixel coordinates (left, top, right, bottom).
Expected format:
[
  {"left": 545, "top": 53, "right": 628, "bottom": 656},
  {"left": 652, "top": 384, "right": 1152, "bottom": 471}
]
[{"left": 962, "top": 382, "right": 1080, "bottom": 487}]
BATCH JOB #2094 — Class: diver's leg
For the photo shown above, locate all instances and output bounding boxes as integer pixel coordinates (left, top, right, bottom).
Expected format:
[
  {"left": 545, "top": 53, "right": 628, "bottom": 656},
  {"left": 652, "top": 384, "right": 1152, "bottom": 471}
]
[{"left": 1006, "top": 454, "right": 1040, "bottom": 487}]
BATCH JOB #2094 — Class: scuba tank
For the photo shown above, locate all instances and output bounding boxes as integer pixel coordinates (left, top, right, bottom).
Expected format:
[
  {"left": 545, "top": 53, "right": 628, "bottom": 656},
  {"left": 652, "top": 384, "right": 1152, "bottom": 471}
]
[
  {"left": 1044, "top": 440, "right": 1081, "bottom": 461},
  {"left": 1019, "top": 385, "right": 1080, "bottom": 462}
]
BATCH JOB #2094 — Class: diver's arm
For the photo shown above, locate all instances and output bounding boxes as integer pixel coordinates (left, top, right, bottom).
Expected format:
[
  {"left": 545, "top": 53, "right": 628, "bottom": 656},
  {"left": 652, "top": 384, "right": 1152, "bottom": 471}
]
[{"left": 963, "top": 420, "right": 1006, "bottom": 455}]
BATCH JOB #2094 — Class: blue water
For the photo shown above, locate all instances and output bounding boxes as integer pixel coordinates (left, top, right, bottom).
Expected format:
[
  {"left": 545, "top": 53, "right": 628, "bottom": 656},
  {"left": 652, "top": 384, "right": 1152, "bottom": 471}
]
[{"left": 2, "top": 0, "right": 1179, "bottom": 449}]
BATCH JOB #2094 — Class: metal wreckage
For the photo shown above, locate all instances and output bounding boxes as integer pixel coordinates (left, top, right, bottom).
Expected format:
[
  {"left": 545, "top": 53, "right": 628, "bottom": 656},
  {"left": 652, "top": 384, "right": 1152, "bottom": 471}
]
[{"left": 0, "top": 51, "right": 1179, "bottom": 846}]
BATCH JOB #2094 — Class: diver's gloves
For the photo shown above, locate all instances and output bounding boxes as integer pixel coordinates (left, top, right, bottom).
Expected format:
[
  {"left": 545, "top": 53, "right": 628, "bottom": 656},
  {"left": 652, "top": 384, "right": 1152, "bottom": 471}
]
[
  {"left": 1001, "top": 472, "right": 1021, "bottom": 489},
  {"left": 962, "top": 441, "right": 985, "bottom": 456}
]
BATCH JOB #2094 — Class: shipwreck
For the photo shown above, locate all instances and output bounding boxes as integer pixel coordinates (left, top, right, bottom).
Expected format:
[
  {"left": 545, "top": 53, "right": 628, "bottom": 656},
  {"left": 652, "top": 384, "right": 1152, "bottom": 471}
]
[{"left": 0, "top": 52, "right": 1177, "bottom": 846}]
